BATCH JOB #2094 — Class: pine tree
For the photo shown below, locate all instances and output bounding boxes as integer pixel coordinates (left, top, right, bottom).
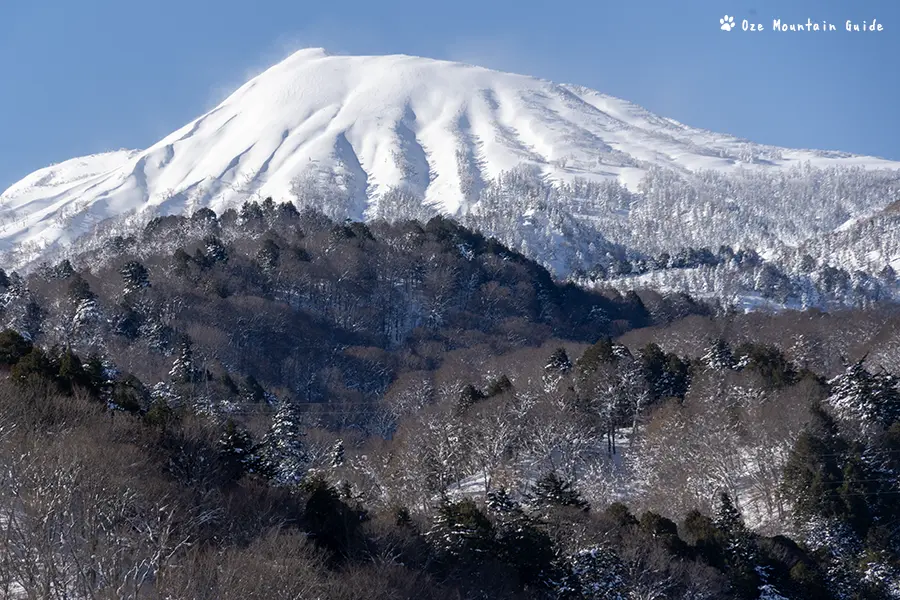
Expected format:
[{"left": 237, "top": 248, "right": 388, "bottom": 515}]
[
  {"left": 528, "top": 472, "right": 589, "bottom": 511},
  {"left": 714, "top": 492, "right": 760, "bottom": 597},
  {"left": 218, "top": 419, "right": 254, "bottom": 480},
  {"left": 56, "top": 348, "right": 88, "bottom": 392},
  {"left": 828, "top": 360, "right": 900, "bottom": 436},
  {"left": 242, "top": 375, "right": 266, "bottom": 403},
  {"left": 169, "top": 339, "right": 196, "bottom": 384},
  {"left": 485, "top": 374, "right": 513, "bottom": 397},
  {"left": 69, "top": 276, "right": 100, "bottom": 346},
  {"left": 703, "top": 338, "right": 736, "bottom": 370},
  {"left": 543, "top": 347, "right": 573, "bottom": 391},
  {"left": 485, "top": 488, "right": 558, "bottom": 583},
  {"left": 545, "top": 347, "right": 573, "bottom": 374},
  {"left": 120, "top": 261, "right": 150, "bottom": 295},
  {"left": 203, "top": 235, "right": 228, "bottom": 263},
  {"left": 555, "top": 546, "right": 630, "bottom": 600},
  {"left": 715, "top": 492, "right": 747, "bottom": 542},
  {"left": 257, "top": 239, "right": 280, "bottom": 271},
  {"left": 329, "top": 438, "right": 345, "bottom": 469},
  {"left": 0, "top": 329, "right": 32, "bottom": 366},
  {"left": 426, "top": 497, "right": 494, "bottom": 562},
  {"left": 239, "top": 200, "right": 264, "bottom": 222},
  {"left": 577, "top": 337, "right": 618, "bottom": 373},
  {"left": 257, "top": 401, "right": 309, "bottom": 487},
  {"left": 457, "top": 383, "right": 485, "bottom": 414},
  {"left": 52, "top": 260, "right": 75, "bottom": 280},
  {"left": 486, "top": 489, "right": 520, "bottom": 515}
]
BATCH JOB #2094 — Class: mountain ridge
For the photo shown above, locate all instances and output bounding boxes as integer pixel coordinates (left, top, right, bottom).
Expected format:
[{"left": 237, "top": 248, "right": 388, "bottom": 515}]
[{"left": 2, "top": 49, "right": 900, "bottom": 281}]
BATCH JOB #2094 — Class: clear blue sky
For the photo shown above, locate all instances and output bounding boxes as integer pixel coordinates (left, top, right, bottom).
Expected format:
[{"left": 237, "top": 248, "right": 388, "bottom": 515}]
[{"left": 1, "top": 0, "right": 898, "bottom": 191}]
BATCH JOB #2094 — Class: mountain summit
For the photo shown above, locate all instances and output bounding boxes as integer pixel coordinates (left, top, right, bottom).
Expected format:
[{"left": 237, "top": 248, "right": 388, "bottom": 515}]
[{"left": 2, "top": 49, "right": 899, "bottom": 270}]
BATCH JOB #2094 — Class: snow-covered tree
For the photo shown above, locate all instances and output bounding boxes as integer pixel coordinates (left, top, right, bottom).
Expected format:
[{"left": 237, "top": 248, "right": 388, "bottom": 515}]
[
  {"left": 553, "top": 546, "right": 630, "bottom": 600},
  {"left": 702, "top": 338, "right": 736, "bottom": 371},
  {"left": 827, "top": 360, "right": 900, "bottom": 438},
  {"left": 218, "top": 419, "right": 254, "bottom": 479},
  {"left": 426, "top": 497, "right": 494, "bottom": 562},
  {"left": 527, "top": 472, "right": 589, "bottom": 511},
  {"left": 169, "top": 339, "right": 197, "bottom": 384},
  {"left": 120, "top": 261, "right": 150, "bottom": 295},
  {"left": 257, "top": 401, "right": 309, "bottom": 487},
  {"left": 203, "top": 234, "right": 228, "bottom": 263},
  {"left": 328, "top": 438, "right": 345, "bottom": 469}
]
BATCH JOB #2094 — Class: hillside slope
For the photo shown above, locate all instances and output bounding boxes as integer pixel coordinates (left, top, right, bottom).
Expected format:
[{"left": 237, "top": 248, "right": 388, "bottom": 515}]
[{"left": 3, "top": 48, "right": 899, "bottom": 271}]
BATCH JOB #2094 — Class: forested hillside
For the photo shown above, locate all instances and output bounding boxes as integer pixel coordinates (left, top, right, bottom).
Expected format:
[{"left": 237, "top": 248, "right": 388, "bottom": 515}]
[{"left": 1, "top": 204, "right": 899, "bottom": 599}]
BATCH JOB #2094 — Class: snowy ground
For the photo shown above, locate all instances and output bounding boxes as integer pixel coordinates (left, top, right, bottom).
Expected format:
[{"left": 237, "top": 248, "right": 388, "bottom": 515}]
[{"left": 3, "top": 49, "right": 899, "bottom": 269}]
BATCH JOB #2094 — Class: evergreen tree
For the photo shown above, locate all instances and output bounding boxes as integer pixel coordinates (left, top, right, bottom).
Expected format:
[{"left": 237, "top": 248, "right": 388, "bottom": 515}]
[
  {"left": 239, "top": 200, "right": 264, "bottom": 222},
  {"left": 257, "top": 401, "right": 309, "bottom": 487},
  {"left": 715, "top": 492, "right": 761, "bottom": 598},
  {"left": 257, "top": 239, "right": 280, "bottom": 271},
  {"left": 456, "top": 383, "right": 485, "bottom": 414},
  {"left": 10, "top": 347, "right": 54, "bottom": 383},
  {"left": 190, "top": 206, "right": 218, "bottom": 225},
  {"left": 577, "top": 337, "right": 618, "bottom": 374},
  {"left": 640, "top": 343, "right": 691, "bottom": 400},
  {"left": 169, "top": 339, "right": 197, "bottom": 384},
  {"left": 543, "top": 347, "right": 573, "bottom": 391},
  {"left": 485, "top": 374, "right": 513, "bottom": 397},
  {"left": 528, "top": 472, "right": 589, "bottom": 511},
  {"left": 546, "top": 347, "right": 573, "bottom": 374},
  {"left": 56, "top": 348, "right": 88, "bottom": 393},
  {"left": 828, "top": 360, "right": 900, "bottom": 436},
  {"left": 120, "top": 261, "right": 150, "bottom": 295},
  {"left": 242, "top": 375, "right": 267, "bottom": 403},
  {"left": 0, "top": 329, "right": 32, "bottom": 367},
  {"left": 329, "top": 438, "right": 345, "bottom": 469},
  {"left": 52, "top": 259, "right": 75, "bottom": 280},
  {"left": 218, "top": 419, "right": 254, "bottom": 480},
  {"left": 486, "top": 489, "right": 520, "bottom": 515},
  {"left": 300, "top": 473, "right": 366, "bottom": 557},
  {"left": 734, "top": 343, "right": 798, "bottom": 388},
  {"left": 703, "top": 338, "right": 736, "bottom": 370},
  {"left": 203, "top": 235, "right": 228, "bottom": 263},
  {"left": 13, "top": 300, "right": 45, "bottom": 341},
  {"left": 554, "top": 546, "right": 630, "bottom": 600},
  {"left": 427, "top": 497, "right": 494, "bottom": 562},
  {"left": 486, "top": 489, "right": 558, "bottom": 585}
]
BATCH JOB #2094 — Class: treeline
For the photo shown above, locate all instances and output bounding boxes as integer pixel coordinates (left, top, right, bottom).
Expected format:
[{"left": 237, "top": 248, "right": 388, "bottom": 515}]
[
  {"left": 581, "top": 244, "right": 897, "bottom": 310},
  {"left": 0, "top": 201, "right": 707, "bottom": 420},
  {"left": 1, "top": 322, "right": 898, "bottom": 598},
  {"left": 1, "top": 207, "right": 900, "bottom": 597}
]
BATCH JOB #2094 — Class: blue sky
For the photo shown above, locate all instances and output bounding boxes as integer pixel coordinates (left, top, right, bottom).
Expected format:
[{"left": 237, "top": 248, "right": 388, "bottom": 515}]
[{"left": 1, "top": 0, "right": 897, "bottom": 191}]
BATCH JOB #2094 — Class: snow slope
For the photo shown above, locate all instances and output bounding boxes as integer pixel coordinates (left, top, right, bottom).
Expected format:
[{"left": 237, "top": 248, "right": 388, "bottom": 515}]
[{"left": 3, "top": 48, "right": 900, "bottom": 265}]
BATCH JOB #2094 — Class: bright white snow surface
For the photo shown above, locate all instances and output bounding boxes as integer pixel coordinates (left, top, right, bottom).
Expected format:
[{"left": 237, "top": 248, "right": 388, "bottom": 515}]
[{"left": 3, "top": 48, "right": 900, "bottom": 259}]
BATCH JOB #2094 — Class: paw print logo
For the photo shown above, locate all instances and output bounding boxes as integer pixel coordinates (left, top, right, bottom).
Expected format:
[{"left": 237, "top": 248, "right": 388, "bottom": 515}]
[{"left": 720, "top": 15, "right": 735, "bottom": 31}]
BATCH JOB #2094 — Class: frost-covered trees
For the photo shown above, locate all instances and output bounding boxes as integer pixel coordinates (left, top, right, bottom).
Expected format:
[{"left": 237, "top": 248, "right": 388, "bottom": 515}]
[
  {"left": 703, "top": 339, "right": 736, "bottom": 371},
  {"left": 426, "top": 497, "right": 494, "bottom": 562},
  {"left": 257, "top": 400, "right": 309, "bottom": 487},
  {"left": 527, "top": 472, "right": 589, "bottom": 511},
  {"left": 826, "top": 361, "right": 900, "bottom": 438},
  {"left": 169, "top": 339, "right": 198, "bottom": 384},
  {"left": 120, "top": 260, "right": 150, "bottom": 295},
  {"left": 203, "top": 234, "right": 228, "bottom": 264},
  {"left": 543, "top": 347, "right": 573, "bottom": 391},
  {"left": 574, "top": 338, "right": 646, "bottom": 456},
  {"left": 218, "top": 419, "right": 254, "bottom": 480},
  {"left": 554, "top": 546, "right": 630, "bottom": 600},
  {"left": 714, "top": 493, "right": 758, "bottom": 589}
]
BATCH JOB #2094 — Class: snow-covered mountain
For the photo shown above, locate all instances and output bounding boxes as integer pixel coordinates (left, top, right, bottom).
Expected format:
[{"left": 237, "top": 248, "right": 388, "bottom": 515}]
[{"left": 3, "top": 48, "right": 900, "bottom": 283}]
